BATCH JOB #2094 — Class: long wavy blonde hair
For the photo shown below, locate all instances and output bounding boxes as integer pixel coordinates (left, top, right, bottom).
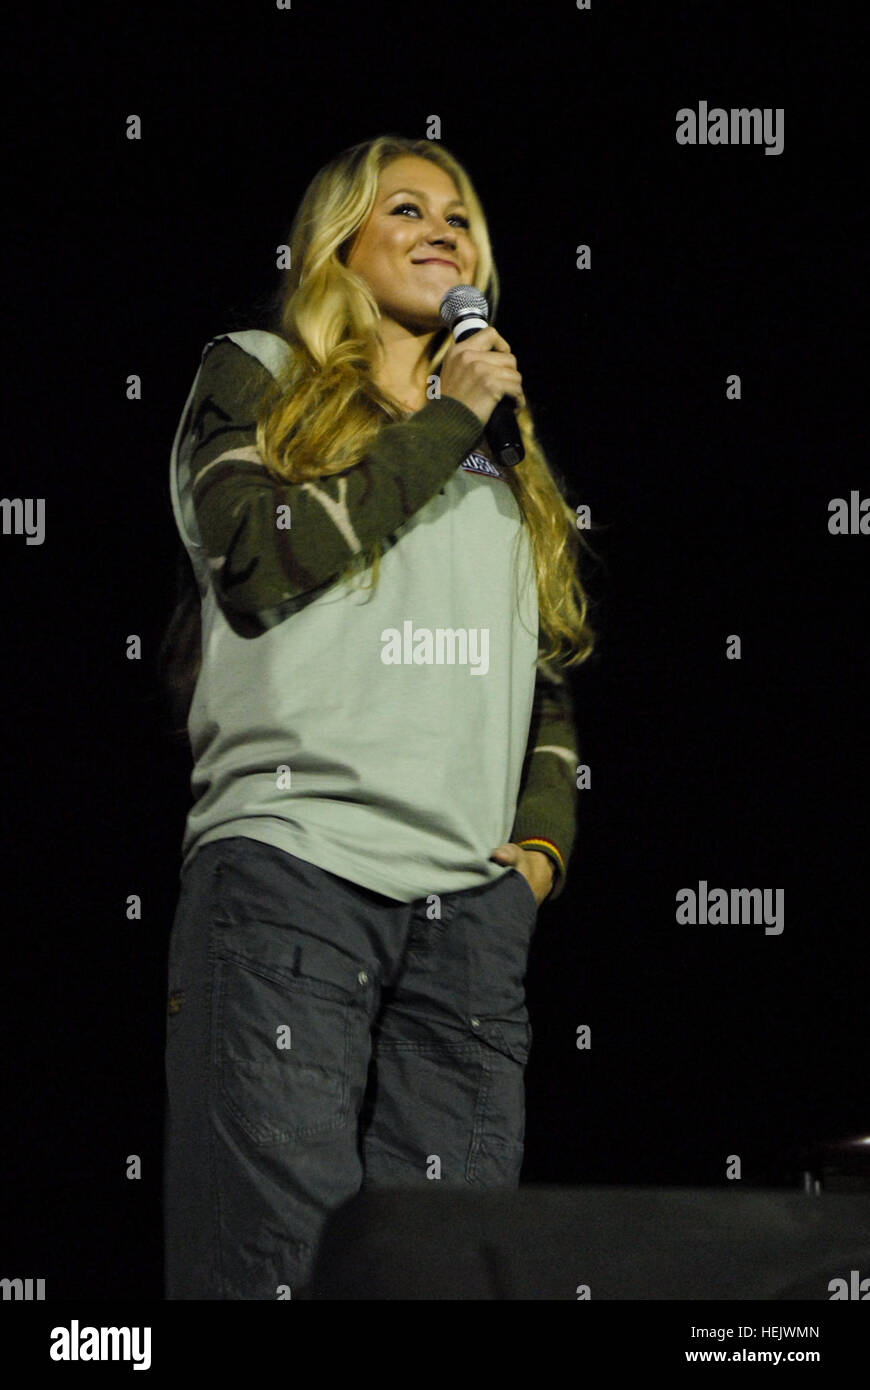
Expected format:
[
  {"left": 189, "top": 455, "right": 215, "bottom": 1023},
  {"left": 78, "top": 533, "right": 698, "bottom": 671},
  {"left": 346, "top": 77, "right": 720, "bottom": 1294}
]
[{"left": 159, "top": 134, "right": 599, "bottom": 735}]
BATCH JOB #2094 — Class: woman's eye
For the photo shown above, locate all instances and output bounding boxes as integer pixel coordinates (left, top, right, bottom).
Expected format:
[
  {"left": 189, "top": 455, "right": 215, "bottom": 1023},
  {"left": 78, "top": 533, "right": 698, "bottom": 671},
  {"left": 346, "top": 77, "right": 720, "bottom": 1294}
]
[{"left": 392, "top": 202, "right": 470, "bottom": 228}]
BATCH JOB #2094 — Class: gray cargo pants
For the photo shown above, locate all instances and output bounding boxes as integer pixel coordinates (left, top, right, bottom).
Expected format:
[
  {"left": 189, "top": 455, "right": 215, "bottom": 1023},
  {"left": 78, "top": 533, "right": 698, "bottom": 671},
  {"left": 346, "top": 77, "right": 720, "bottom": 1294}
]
[{"left": 162, "top": 834, "right": 539, "bottom": 1299}]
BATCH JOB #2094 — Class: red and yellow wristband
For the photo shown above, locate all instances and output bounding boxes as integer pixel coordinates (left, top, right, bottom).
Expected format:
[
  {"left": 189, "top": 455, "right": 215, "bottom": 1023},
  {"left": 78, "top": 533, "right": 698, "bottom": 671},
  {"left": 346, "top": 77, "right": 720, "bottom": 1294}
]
[{"left": 515, "top": 837, "right": 565, "bottom": 894}]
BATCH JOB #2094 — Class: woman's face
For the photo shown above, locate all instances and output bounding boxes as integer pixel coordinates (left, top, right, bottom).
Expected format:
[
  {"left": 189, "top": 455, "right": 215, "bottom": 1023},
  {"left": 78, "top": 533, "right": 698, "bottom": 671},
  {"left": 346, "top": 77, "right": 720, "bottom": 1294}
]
[{"left": 346, "top": 155, "right": 478, "bottom": 333}]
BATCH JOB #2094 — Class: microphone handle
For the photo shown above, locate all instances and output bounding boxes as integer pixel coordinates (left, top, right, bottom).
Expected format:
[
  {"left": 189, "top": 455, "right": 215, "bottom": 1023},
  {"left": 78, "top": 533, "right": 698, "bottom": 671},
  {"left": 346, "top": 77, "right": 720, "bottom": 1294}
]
[{"left": 486, "top": 396, "right": 525, "bottom": 469}]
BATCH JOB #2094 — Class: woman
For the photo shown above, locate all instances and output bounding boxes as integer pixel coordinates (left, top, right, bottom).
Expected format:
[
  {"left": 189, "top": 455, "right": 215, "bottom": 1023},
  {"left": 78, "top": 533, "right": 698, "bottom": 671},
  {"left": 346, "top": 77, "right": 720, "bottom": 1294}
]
[{"left": 159, "top": 134, "right": 597, "bottom": 1299}]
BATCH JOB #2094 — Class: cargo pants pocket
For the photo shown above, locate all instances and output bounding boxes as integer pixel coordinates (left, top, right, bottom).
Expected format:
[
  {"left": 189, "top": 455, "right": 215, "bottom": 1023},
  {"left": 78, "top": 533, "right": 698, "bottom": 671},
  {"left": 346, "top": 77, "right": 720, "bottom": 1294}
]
[{"left": 213, "top": 920, "right": 375, "bottom": 1149}]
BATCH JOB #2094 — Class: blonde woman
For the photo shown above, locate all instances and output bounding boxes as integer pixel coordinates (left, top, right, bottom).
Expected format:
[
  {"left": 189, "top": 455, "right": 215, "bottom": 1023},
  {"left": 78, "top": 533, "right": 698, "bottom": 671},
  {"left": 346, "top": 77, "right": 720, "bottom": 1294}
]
[{"left": 160, "top": 134, "right": 596, "bottom": 1299}]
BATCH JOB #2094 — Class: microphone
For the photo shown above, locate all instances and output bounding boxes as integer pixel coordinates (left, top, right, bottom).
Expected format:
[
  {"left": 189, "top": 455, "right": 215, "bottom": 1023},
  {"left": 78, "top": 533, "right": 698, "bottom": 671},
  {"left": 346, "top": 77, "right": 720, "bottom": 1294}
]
[{"left": 438, "top": 285, "right": 525, "bottom": 468}]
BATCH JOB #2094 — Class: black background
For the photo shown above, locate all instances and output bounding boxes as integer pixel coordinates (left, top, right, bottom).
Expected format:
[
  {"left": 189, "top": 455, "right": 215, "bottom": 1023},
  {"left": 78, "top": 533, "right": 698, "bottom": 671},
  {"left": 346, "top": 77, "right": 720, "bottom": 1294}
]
[{"left": 2, "top": 0, "right": 865, "bottom": 1299}]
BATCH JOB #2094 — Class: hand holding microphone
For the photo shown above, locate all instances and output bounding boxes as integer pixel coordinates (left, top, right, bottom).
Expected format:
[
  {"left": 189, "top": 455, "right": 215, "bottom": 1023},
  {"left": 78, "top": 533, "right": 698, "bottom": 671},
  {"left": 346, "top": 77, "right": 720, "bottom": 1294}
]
[
  {"left": 439, "top": 326, "right": 525, "bottom": 428},
  {"left": 437, "top": 285, "right": 526, "bottom": 467}
]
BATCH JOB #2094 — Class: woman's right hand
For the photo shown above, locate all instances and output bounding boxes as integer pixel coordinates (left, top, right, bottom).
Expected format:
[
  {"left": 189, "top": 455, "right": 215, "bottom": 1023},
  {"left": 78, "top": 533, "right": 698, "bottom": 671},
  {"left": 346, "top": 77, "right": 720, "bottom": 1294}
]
[{"left": 438, "top": 326, "right": 525, "bottom": 426}]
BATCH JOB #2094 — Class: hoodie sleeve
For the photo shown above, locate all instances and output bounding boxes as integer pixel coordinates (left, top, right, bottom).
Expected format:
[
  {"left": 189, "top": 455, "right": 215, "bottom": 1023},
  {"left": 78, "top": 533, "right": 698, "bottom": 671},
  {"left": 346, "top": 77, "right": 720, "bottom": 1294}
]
[
  {"left": 510, "top": 652, "right": 580, "bottom": 902},
  {"left": 181, "top": 337, "right": 485, "bottom": 627}
]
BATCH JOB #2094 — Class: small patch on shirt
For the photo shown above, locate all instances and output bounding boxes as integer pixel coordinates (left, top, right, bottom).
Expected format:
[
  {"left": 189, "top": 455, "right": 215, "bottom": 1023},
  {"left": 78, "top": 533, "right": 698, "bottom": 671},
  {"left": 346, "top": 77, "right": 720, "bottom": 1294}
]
[{"left": 459, "top": 449, "right": 508, "bottom": 483}]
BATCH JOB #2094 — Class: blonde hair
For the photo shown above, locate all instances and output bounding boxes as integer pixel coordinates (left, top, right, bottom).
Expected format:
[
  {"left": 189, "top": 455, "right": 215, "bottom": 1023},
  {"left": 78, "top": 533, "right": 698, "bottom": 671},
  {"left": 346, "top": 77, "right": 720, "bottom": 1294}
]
[{"left": 250, "top": 133, "right": 599, "bottom": 670}]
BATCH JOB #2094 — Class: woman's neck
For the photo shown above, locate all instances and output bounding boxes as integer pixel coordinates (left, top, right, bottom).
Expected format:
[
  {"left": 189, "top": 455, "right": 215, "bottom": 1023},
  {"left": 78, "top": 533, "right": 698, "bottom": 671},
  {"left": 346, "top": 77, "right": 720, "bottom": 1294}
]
[
  {"left": 376, "top": 381, "right": 429, "bottom": 415},
  {"left": 371, "top": 324, "right": 437, "bottom": 415}
]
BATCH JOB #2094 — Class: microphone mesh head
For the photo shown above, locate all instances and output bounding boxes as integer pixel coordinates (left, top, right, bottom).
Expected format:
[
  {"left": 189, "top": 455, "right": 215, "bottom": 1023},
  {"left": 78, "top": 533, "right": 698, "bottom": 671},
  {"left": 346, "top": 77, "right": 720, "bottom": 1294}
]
[{"left": 439, "top": 285, "right": 489, "bottom": 328}]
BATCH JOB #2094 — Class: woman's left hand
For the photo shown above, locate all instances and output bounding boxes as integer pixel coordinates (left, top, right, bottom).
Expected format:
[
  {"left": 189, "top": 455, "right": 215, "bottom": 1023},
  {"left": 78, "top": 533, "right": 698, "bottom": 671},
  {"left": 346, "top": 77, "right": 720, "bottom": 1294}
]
[{"left": 490, "top": 843, "right": 555, "bottom": 907}]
